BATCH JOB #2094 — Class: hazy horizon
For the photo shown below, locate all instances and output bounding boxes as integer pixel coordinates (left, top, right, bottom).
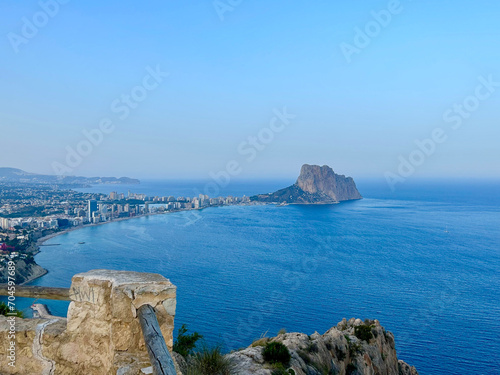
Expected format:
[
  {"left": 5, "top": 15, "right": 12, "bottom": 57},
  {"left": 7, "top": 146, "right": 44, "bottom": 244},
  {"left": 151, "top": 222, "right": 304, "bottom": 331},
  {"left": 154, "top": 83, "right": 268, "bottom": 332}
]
[{"left": 4, "top": 165, "right": 500, "bottom": 184}]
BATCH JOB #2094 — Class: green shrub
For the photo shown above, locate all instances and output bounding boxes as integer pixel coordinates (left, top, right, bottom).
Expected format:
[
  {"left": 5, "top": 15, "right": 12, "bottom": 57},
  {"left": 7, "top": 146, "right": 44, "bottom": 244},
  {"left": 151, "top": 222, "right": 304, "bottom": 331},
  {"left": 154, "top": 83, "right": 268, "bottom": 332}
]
[
  {"left": 263, "top": 342, "right": 291, "bottom": 367},
  {"left": 173, "top": 324, "right": 202, "bottom": 357},
  {"left": 0, "top": 302, "right": 23, "bottom": 318},
  {"left": 186, "top": 346, "right": 232, "bottom": 375},
  {"left": 354, "top": 324, "right": 373, "bottom": 342}
]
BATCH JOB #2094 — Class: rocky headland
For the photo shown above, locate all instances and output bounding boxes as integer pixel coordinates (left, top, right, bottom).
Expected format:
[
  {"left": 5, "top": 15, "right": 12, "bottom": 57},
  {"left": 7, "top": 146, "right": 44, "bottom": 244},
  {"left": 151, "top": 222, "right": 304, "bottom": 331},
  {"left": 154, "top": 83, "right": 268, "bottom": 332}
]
[
  {"left": 174, "top": 318, "right": 418, "bottom": 375},
  {"left": 251, "top": 164, "right": 362, "bottom": 204}
]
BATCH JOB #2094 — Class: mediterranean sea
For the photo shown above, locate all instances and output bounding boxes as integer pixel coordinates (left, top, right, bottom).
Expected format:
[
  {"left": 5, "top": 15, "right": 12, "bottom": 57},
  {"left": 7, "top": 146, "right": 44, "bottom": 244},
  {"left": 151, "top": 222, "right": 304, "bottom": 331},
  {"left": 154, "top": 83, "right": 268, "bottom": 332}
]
[{"left": 15, "top": 179, "right": 500, "bottom": 374}]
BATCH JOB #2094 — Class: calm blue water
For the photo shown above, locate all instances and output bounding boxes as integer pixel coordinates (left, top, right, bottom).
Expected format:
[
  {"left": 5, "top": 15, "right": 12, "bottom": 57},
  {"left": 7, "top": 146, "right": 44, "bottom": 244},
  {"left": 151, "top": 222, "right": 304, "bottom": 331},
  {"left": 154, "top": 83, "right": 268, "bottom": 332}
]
[{"left": 11, "top": 179, "right": 500, "bottom": 374}]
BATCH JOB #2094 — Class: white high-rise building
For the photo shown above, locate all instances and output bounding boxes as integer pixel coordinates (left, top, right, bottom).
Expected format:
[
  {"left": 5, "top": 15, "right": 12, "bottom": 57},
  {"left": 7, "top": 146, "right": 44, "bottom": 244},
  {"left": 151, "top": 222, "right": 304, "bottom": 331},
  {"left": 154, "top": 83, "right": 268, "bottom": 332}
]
[{"left": 0, "top": 218, "right": 10, "bottom": 230}]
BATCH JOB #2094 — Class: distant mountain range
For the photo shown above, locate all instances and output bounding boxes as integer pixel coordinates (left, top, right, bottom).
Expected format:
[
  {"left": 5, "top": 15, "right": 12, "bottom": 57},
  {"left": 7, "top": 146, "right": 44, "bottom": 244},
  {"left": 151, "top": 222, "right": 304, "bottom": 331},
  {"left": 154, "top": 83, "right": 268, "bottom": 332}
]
[
  {"left": 251, "top": 164, "right": 362, "bottom": 204},
  {"left": 0, "top": 168, "right": 140, "bottom": 185}
]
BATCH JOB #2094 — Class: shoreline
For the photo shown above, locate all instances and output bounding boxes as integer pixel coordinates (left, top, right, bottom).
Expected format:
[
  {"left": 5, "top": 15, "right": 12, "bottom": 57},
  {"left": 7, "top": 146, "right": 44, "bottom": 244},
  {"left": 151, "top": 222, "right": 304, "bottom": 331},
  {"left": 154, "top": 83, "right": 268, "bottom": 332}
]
[
  {"left": 35, "top": 203, "right": 268, "bottom": 247},
  {"left": 20, "top": 266, "right": 48, "bottom": 286},
  {"left": 28, "top": 205, "right": 249, "bottom": 284},
  {"left": 21, "top": 200, "right": 333, "bottom": 285},
  {"left": 35, "top": 209, "right": 179, "bottom": 247},
  {"left": 26, "top": 210, "right": 177, "bottom": 285}
]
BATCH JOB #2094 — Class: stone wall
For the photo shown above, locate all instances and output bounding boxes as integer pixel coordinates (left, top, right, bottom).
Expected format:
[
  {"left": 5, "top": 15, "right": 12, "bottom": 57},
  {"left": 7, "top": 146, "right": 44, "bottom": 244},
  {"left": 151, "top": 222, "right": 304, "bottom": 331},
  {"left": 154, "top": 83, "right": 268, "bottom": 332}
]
[{"left": 0, "top": 269, "right": 177, "bottom": 375}]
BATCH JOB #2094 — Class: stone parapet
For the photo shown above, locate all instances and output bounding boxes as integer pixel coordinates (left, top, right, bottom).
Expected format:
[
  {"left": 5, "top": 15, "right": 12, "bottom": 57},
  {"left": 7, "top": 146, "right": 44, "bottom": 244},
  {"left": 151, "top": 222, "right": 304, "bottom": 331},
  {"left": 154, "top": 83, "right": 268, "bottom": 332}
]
[{"left": 0, "top": 269, "right": 176, "bottom": 375}]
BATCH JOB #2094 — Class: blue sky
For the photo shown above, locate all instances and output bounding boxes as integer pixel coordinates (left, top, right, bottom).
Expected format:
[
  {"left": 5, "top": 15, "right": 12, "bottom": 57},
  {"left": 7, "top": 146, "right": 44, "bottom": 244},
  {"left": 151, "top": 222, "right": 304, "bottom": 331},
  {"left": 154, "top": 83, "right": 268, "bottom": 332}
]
[{"left": 1, "top": 0, "right": 499, "bottom": 179}]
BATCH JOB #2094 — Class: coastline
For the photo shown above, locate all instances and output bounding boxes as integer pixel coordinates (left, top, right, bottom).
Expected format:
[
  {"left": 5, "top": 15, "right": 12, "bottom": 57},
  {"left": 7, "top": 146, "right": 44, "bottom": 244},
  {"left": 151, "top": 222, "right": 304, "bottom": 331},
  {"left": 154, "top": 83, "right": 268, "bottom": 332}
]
[
  {"left": 20, "top": 265, "right": 48, "bottom": 285},
  {"left": 21, "top": 200, "right": 320, "bottom": 285},
  {"left": 35, "top": 203, "right": 267, "bottom": 247},
  {"left": 28, "top": 207, "right": 225, "bottom": 284},
  {"left": 28, "top": 202, "right": 270, "bottom": 285},
  {"left": 36, "top": 209, "right": 175, "bottom": 247}
]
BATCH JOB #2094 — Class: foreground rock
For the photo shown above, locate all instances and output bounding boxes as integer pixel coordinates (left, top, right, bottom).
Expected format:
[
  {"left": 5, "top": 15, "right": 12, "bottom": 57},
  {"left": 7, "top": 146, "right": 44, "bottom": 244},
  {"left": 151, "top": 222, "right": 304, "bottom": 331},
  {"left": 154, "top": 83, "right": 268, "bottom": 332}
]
[
  {"left": 0, "top": 270, "right": 177, "bottom": 375},
  {"left": 226, "top": 318, "right": 418, "bottom": 375},
  {"left": 251, "top": 164, "right": 362, "bottom": 204}
]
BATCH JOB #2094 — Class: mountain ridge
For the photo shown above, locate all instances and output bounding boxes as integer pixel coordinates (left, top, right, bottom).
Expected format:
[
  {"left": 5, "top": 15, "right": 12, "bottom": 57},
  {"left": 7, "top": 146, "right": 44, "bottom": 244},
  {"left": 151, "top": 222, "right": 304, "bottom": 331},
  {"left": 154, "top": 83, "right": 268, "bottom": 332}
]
[{"left": 0, "top": 167, "right": 140, "bottom": 185}]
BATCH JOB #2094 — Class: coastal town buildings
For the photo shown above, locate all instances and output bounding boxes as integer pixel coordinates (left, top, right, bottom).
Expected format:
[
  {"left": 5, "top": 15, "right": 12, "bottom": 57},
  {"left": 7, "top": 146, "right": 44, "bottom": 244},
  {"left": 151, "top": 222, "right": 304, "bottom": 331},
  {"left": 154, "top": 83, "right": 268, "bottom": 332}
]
[{"left": 0, "top": 181, "right": 251, "bottom": 264}]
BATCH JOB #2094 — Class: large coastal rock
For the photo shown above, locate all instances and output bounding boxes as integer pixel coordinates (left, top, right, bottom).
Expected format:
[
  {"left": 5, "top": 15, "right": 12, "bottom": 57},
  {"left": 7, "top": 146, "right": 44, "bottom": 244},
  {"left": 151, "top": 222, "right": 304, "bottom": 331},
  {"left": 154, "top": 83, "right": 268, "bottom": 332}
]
[
  {"left": 252, "top": 164, "right": 362, "bottom": 204},
  {"left": 226, "top": 318, "right": 418, "bottom": 375}
]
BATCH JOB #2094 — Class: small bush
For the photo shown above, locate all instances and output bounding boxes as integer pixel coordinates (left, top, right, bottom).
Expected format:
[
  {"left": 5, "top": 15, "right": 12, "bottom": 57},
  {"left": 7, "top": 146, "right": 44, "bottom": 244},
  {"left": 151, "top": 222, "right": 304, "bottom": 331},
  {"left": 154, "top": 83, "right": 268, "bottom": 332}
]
[
  {"left": 173, "top": 324, "right": 202, "bottom": 357},
  {"left": 263, "top": 342, "right": 291, "bottom": 367},
  {"left": 0, "top": 302, "right": 23, "bottom": 318},
  {"left": 354, "top": 324, "right": 373, "bottom": 342},
  {"left": 186, "top": 346, "right": 232, "bottom": 375},
  {"left": 278, "top": 328, "right": 287, "bottom": 335}
]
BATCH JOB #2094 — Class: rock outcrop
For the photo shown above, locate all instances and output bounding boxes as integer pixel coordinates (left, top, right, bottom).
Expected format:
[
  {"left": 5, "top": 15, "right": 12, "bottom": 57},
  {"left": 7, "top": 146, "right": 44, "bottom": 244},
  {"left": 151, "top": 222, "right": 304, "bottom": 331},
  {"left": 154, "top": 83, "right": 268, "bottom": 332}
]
[
  {"left": 226, "top": 318, "right": 418, "bottom": 375},
  {"left": 0, "top": 258, "right": 47, "bottom": 284},
  {"left": 251, "top": 164, "right": 362, "bottom": 204}
]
